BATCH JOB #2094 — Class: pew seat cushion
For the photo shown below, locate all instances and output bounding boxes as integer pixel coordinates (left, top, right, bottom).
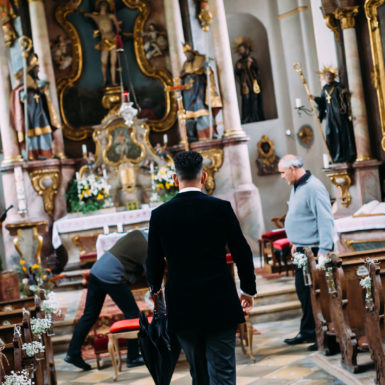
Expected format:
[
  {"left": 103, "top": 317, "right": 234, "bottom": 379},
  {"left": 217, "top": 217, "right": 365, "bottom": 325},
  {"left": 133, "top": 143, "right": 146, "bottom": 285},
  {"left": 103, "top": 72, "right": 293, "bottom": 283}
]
[
  {"left": 109, "top": 317, "right": 153, "bottom": 333},
  {"left": 273, "top": 238, "right": 291, "bottom": 250},
  {"left": 262, "top": 229, "right": 286, "bottom": 241}
]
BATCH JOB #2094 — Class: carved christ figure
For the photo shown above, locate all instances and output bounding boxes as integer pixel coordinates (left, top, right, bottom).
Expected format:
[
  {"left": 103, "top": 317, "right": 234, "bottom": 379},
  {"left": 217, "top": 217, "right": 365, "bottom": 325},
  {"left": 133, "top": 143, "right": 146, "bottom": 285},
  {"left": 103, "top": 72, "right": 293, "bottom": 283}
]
[{"left": 81, "top": 1, "right": 120, "bottom": 86}]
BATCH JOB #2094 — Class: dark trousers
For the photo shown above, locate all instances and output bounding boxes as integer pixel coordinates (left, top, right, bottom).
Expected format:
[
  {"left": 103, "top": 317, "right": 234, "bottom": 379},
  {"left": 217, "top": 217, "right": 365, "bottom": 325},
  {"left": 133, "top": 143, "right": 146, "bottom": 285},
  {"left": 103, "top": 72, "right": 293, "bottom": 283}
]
[
  {"left": 176, "top": 325, "right": 237, "bottom": 385},
  {"left": 295, "top": 247, "right": 317, "bottom": 337},
  {"left": 67, "top": 274, "right": 140, "bottom": 360}
]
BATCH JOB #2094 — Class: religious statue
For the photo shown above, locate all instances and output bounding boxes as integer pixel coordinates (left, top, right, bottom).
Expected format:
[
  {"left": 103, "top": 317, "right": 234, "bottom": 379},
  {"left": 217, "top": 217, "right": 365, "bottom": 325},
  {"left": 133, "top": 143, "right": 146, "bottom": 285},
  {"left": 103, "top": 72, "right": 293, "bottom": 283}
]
[
  {"left": 312, "top": 68, "right": 357, "bottom": 163},
  {"left": 142, "top": 23, "right": 168, "bottom": 60},
  {"left": 180, "top": 43, "right": 222, "bottom": 142},
  {"left": 80, "top": 0, "right": 120, "bottom": 86},
  {"left": 0, "top": 0, "right": 17, "bottom": 47},
  {"left": 51, "top": 34, "right": 72, "bottom": 71},
  {"left": 10, "top": 53, "right": 58, "bottom": 160},
  {"left": 234, "top": 38, "right": 264, "bottom": 123},
  {"left": 255, "top": 135, "right": 279, "bottom": 176}
]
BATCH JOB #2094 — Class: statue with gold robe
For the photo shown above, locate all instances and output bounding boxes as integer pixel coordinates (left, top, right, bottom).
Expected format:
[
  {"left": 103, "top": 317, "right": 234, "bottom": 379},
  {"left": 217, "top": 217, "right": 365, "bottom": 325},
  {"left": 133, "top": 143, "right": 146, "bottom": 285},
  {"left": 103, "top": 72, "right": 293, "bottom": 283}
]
[
  {"left": 10, "top": 53, "right": 58, "bottom": 160},
  {"left": 180, "top": 44, "right": 222, "bottom": 142}
]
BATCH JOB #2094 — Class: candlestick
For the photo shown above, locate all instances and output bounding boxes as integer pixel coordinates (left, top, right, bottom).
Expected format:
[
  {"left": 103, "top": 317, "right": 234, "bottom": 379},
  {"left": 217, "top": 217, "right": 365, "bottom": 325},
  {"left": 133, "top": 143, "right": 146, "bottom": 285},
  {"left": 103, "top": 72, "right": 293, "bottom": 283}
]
[
  {"left": 295, "top": 98, "right": 302, "bottom": 108},
  {"left": 163, "top": 134, "right": 168, "bottom": 145},
  {"left": 322, "top": 153, "right": 330, "bottom": 169}
]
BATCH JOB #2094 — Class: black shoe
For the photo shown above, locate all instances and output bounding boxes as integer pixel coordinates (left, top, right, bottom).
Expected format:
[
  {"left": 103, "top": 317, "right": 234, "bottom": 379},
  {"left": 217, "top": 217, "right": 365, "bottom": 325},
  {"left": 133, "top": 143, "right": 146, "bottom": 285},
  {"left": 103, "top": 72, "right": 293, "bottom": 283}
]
[
  {"left": 64, "top": 354, "right": 92, "bottom": 371},
  {"left": 126, "top": 355, "right": 145, "bottom": 368},
  {"left": 283, "top": 333, "right": 315, "bottom": 345},
  {"left": 307, "top": 343, "right": 318, "bottom": 351}
]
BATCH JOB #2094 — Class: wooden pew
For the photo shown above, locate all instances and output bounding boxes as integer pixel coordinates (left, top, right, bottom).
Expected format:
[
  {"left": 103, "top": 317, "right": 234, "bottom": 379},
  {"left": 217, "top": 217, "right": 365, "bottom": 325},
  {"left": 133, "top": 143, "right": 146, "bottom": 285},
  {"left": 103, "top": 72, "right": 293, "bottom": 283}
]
[
  {"left": 361, "top": 259, "right": 385, "bottom": 385},
  {"left": 325, "top": 249, "right": 385, "bottom": 373},
  {"left": 305, "top": 248, "right": 339, "bottom": 355}
]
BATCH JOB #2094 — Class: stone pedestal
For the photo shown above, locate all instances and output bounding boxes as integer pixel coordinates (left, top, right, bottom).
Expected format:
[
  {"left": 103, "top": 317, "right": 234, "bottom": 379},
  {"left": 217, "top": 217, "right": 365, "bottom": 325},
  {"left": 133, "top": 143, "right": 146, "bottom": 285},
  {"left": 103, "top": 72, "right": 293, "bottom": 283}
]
[
  {"left": 1, "top": 158, "right": 79, "bottom": 268},
  {"left": 325, "top": 159, "right": 382, "bottom": 218}
]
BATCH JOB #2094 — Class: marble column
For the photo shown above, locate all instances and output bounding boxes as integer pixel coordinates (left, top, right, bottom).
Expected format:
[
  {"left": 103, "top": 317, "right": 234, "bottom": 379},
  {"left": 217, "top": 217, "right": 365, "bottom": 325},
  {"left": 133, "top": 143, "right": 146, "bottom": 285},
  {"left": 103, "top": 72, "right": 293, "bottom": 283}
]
[
  {"left": 164, "top": 0, "right": 187, "bottom": 146},
  {"left": 0, "top": 24, "right": 22, "bottom": 163},
  {"left": 334, "top": 6, "right": 371, "bottom": 160},
  {"left": 28, "top": 0, "right": 65, "bottom": 157},
  {"left": 208, "top": 0, "right": 245, "bottom": 137}
]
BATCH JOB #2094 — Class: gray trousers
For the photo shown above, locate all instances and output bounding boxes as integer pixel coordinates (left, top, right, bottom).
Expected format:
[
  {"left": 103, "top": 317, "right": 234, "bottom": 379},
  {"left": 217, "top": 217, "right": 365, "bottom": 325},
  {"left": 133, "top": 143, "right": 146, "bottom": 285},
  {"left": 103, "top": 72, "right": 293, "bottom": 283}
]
[{"left": 176, "top": 325, "right": 237, "bottom": 385}]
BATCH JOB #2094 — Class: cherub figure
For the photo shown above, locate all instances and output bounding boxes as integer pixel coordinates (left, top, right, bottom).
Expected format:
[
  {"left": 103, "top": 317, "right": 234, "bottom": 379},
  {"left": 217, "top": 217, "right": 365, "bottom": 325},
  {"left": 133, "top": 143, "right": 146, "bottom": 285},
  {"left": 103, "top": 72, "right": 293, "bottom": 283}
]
[
  {"left": 142, "top": 23, "right": 168, "bottom": 60},
  {"left": 51, "top": 34, "right": 72, "bottom": 71}
]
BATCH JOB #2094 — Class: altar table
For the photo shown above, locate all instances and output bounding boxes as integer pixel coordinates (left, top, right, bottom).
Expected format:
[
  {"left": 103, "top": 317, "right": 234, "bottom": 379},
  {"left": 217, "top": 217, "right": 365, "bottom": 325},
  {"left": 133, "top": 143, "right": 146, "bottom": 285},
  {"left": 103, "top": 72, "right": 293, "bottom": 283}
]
[
  {"left": 334, "top": 215, "right": 385, "bottom": 253},
  {"left": 52, "top": 208, "right": 152, "bottom": 267}
]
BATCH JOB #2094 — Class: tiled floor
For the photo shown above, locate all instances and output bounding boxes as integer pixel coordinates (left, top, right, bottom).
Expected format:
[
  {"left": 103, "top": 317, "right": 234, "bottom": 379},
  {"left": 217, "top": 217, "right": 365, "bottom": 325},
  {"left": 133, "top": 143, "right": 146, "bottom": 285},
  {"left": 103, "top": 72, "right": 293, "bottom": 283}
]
[{"left": 56, "top": 317, "right": 345, "bottom": 384}]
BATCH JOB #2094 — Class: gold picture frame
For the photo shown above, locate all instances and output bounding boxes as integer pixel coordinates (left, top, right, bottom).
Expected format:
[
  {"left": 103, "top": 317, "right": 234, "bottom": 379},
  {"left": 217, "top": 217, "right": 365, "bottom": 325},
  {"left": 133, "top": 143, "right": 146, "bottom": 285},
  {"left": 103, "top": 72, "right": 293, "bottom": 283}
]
[
  {"left": 365, "top": 0, "right": 385, "bottom": 151},
  {"left": 55, "top": 0, "right": 177, "bottom": 141}
]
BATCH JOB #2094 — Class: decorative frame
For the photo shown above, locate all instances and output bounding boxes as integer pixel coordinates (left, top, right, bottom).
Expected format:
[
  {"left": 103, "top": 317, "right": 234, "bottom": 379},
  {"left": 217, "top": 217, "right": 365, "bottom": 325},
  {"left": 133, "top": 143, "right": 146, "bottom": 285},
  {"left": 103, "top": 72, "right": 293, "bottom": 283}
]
[
  {"left": 199, "top": 148, "right": 224, "bottom": 195},
  {"left": 55, "top": 0, "right": 177, "bottom": 141},
  {"left": 365, "top": 0, "right": 385, "bottom": 151},
  {"left": 102, "top": 120, "right": 146, "bottom": 167},
  {"left": 327, "top": 171, "right": 352, "bottom": 208}
]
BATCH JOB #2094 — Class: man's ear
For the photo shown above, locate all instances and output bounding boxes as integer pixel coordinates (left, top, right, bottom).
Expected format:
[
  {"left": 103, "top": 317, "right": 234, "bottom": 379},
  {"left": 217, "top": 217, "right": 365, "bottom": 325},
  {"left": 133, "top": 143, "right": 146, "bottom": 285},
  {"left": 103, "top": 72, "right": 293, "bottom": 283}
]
[
  {"left": 173, "top": 173, "right": 179, "bottom": 186},
  {"left": 201, "top": 171, "right": 207, "bottom": 185}
]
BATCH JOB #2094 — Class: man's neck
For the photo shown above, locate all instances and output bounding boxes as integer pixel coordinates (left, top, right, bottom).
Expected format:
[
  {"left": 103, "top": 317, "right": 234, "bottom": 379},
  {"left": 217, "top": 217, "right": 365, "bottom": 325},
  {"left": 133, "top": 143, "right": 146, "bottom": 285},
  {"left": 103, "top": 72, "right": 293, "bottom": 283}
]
[{"left": 294, "top": 168, "right": 306, "bottom": 182}]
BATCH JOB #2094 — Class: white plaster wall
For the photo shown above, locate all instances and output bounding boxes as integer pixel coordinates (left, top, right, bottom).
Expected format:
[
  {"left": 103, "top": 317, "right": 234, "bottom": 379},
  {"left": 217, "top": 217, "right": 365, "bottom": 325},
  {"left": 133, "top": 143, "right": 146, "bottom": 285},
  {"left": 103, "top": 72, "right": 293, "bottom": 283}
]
[{"left": 224, "top": 0, "right": 334, "bottom": 231}]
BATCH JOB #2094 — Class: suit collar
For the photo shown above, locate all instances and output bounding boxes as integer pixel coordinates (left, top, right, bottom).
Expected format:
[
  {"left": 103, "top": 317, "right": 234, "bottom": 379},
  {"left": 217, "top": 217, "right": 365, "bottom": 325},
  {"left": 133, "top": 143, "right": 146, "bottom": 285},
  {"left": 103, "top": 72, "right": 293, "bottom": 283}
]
[{"left": 174, "top": 191, "right": 205, "bottom": 199}]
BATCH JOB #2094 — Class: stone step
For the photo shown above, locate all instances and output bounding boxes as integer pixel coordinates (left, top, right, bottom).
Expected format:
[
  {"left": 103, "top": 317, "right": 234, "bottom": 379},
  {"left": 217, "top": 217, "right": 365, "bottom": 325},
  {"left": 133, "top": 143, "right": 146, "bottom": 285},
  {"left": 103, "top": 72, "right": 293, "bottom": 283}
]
[
  {"left": 249, "top": 300, "right": 302, "bottom": 324},
  {"left": 254, "top": 286, "right": 297, "bottom": 306}
]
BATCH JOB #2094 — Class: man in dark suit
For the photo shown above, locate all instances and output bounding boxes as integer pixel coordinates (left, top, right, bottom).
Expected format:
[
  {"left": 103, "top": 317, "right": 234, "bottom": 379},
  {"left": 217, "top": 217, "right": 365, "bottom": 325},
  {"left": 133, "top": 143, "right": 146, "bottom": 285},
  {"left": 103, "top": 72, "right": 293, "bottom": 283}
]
[{"left": 146, "top": 151, "right": 256, "bottom": 385}]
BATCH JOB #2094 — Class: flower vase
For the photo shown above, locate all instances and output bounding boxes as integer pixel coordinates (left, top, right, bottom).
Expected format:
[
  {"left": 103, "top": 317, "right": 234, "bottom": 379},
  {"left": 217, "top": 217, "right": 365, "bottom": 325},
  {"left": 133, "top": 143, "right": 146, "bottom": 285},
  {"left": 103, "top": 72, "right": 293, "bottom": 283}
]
[{"left": 303, "top": 266, "right": 312, "bottom": 286}]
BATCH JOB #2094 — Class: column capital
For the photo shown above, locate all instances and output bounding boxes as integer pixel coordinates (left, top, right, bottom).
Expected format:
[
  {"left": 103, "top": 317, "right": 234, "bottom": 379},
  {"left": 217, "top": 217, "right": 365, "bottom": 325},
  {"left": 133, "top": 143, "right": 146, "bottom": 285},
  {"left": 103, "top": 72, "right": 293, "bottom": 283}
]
[
  {"left": 334, "top": 6, "right": 359, "bottom": 29},
  {"left": 28, "top": 0, "right": 43, "bottom": 2},
  {"left": 323, "top": 13, "right": 340, "bottom": 41}
]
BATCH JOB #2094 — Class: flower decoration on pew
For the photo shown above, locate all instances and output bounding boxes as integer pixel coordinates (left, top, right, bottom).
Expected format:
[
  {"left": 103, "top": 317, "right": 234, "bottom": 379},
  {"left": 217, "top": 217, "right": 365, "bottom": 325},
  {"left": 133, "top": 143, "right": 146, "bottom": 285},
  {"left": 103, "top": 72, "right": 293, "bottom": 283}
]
[
  {"left": 41, "top": 291, "right": 61, "bottom": 316},
  {"left": 66, "top": 174, "right": 113, "bottom": 213},
  {"left": 30, "top": 317, "right": 52, "bottom": 337},
  {"left": 360, "top": 276, "right": 372, "bottom": 290},
  {"left": 3, "top": 370, "right": 33, "bottom": 385},
  {"left": 316, "top": 256, "right": 331, "bottom": 271},
  {"left": 22, "top": 340, "right": 45, "bottom": 358},
  {"left": 153, "top": 164, "right": 178, "bottom": 202},
  {"left": 17, "top": 260, "right": 55, "bottom": 297},
  {"left": 292, "top": 252, "right": 308, "bottom": 268}
]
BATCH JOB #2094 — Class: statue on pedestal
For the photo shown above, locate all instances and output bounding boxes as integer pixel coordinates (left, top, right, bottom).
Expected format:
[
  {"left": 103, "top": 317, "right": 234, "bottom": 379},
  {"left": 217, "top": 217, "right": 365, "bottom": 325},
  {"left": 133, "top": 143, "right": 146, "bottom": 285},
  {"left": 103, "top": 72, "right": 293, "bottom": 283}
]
[
  {"left": 180, "top": 43, "right": 222, "bottom": 142},
  {"left": 234, "top": 37, "right": 264, "bottom": 123},
  {"left": 312, "top": 68, "right": 356, "bottom": 163},
  {"left": 10, "top": 53, "right": 58, "bottom": 160}
]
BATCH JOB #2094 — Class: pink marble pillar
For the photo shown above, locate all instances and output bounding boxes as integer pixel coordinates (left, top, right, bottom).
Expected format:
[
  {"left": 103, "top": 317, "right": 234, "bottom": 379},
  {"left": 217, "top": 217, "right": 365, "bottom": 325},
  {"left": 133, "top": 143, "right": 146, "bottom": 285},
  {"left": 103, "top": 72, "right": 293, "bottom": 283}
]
[
  {"left": 28, "top": 0, "right": 65, "bottom": 158},
  {"left": 335, "top": 6, "right": 371, "bottom": 160},
  {"left": 164, "top": 0, "right": 188, "bottom": 146},
  {"left": 0, "top": 24, "right": 22, "bottom": 163},
  {"left": 208, "top": 0, "right": 245, "bottom": 137}
]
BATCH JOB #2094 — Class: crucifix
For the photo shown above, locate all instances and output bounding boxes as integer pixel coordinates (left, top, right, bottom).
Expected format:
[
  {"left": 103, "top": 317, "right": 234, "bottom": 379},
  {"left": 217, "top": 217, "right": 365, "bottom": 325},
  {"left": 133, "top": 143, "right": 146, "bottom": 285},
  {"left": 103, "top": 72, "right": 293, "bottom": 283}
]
[{"left": 165, "top": 77, "right": 191, "bottom": 151}]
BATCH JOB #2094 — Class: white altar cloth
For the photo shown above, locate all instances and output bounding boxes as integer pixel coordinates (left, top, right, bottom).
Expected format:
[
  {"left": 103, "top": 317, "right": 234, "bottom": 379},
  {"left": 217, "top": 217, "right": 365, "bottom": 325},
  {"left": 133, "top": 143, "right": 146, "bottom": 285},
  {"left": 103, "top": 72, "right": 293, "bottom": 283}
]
[
  {"left": 52, "top": 208, "right": 152, "bottom": 249},
  {"left": 334, "top": 215, "right": 385, "bottom": 236}
]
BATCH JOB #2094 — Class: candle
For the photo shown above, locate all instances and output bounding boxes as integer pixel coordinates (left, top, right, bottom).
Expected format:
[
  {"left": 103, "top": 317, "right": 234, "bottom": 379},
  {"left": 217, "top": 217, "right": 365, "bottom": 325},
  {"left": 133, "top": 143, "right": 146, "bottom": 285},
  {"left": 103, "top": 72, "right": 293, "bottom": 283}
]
[
  {"left": 76, "top": 172, "right": 80, "bottom": 180},
  {"left": 82, "top": 144, "right": 87, "bottom": 155},
  {"left": 322, "top": 153, "right": 330, "bottom": 168},
  {"left": 123, "top": 91, "right": 129, "bottom": 103},
  {"left": 150, "top": 162, "right": 154, "bottom": 174},
  {"left": 295, "top": 98, "right": 302, "bottom": 108},
  {"left": 102, "top": 168, "right": 107, "bottom": 178},
  {"left": 163, "top": 134, "right": 168, "bottom": 145}
]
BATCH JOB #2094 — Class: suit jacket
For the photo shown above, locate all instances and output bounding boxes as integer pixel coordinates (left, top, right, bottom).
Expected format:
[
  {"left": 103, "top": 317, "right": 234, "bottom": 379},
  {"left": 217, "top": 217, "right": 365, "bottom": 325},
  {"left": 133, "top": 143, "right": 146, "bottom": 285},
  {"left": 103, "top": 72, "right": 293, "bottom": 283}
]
[{"left": 146, "top": 191, "right": 256, "bottom": 332}]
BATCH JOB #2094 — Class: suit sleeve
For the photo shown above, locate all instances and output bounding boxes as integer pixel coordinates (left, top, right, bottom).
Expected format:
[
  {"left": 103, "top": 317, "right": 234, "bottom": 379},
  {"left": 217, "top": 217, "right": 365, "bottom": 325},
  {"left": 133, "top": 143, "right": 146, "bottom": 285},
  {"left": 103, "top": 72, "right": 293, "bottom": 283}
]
[
  {"left": 225, "top": 202, "right": 257, "bottom": 296},
  {"left": 146, "top": 211, "right": 166, "bottom": 293}
]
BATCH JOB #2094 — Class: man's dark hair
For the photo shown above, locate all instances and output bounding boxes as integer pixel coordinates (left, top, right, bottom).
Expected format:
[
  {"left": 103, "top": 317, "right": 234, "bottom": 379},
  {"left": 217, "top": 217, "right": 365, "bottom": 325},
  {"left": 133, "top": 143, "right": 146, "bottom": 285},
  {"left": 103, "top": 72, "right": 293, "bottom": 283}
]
[{"left": 174, "top": 151, "right": 203, "bottom": 181}]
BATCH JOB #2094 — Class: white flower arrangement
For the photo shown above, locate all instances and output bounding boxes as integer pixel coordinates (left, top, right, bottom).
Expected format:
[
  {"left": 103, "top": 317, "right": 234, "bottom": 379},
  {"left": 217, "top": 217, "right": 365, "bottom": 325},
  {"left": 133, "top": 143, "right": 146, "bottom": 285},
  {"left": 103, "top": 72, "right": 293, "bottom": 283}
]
[
  {"left": 292, "top": 252, "right": 308, "bottom": 269},
  {"left": 22, "top": 341, "right": 45, "bottom": 358},
  {"left": 30, "top": 317, "right": 51, "bottom": 336},
  {"left": 360, "top": 276, "right": 372, "bottom": 290},
  {"left": 3, "top": 370, "right": 33, "bottom": 385},
  {"left": 77, "top": 174, "right": 112, "bottom": 203},
  {"left": 41, "top": 292, "right": 61, "bottom": 316},
  {"left": 317, "top": 256, "right": 331, "bottom": 271},
  {"left": 153, "top": 164, "right": 178, "bottom": 202}
]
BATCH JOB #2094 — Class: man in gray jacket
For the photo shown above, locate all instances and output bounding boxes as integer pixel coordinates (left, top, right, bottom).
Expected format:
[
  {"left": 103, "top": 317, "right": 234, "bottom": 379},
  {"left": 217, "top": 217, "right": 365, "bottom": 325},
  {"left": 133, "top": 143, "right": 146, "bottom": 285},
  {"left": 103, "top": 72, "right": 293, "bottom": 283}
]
[{"left": 278, "top": 154, "right": 334, "bottom": 351}]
